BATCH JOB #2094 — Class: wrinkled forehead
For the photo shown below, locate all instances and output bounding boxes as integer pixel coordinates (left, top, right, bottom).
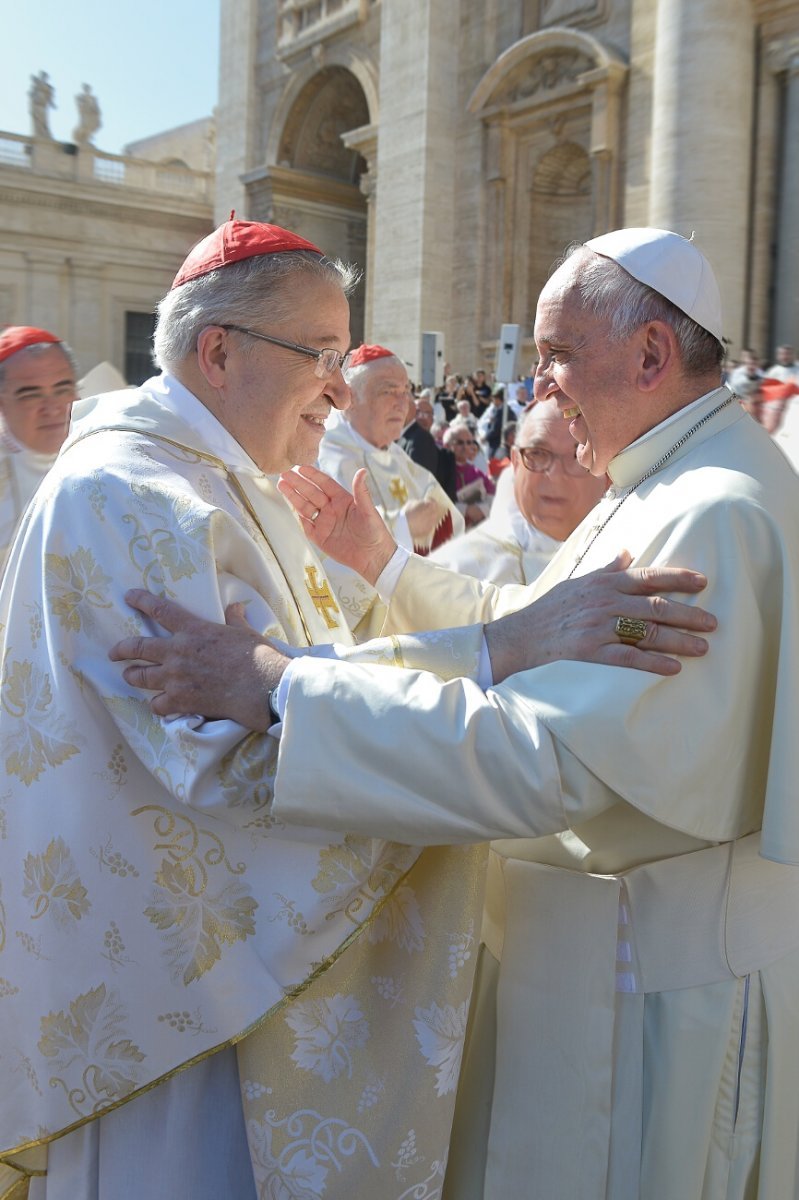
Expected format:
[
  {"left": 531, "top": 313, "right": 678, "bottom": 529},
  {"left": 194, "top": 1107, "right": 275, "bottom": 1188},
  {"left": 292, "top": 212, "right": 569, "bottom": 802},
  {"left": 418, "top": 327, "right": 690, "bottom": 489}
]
[
  {"left": 518, "top": 399, "right": 573, "bottom": 447},
  {"left": 362, "top": 357, "right": 409, "bottom": 392},
  {"left": 0, "top": 344, "right": 74, "bottom": 389}
]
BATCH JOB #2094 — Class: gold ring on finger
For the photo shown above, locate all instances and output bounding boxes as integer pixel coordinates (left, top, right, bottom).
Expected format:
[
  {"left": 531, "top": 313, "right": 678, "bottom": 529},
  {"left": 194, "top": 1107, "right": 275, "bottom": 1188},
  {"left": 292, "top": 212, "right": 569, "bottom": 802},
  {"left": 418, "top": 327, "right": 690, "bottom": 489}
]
[{"left": 615, "top": 616, "right": 648, "bottom": 644}]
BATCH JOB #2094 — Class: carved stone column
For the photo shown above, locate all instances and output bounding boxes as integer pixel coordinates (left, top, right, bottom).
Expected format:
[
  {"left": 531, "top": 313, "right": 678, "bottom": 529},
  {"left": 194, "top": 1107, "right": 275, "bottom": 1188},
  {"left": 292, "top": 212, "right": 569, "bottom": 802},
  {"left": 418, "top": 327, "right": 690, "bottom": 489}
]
[
  {"left": 649, "top": 0, "right": 755, "bottom": 349},
  {"left": 341, "top": 122, "right": 377, "bottom": 341},
  {"left": 773, "top": 52, "right": 799, "bottom": 348},
  {"left": 370, "top": 0, "right": 461, "bottom": 370}
]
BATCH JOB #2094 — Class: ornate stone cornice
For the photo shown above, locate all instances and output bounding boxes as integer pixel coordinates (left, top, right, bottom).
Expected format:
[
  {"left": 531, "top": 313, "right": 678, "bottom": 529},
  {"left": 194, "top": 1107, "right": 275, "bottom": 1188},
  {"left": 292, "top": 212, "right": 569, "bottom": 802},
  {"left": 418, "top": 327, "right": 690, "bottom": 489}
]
[{"left": 0, "top": 181, "right": 211, "bottom": 231}]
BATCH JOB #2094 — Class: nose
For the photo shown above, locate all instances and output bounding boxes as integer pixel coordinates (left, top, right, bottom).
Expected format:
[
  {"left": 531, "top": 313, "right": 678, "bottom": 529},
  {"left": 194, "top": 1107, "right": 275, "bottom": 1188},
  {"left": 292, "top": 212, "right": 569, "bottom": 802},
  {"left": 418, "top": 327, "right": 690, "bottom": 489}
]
[
  {"left": 533, "top": 361, "right": 556, "bottom": 402},
  {"left": 41, "top": 391, "right": 75, "bottom": 413},
  {"left": 329, "top": 370, "right": 351, "bottom": 412}
]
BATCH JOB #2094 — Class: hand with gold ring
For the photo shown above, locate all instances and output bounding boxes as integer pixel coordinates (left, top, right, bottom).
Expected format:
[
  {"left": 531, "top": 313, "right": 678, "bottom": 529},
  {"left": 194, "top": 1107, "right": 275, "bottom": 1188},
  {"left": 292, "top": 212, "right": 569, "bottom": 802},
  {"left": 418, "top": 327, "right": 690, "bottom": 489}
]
[
  {"left": 486, "top": 550, "right": 718, "bottom": 683},
  {"left": 278, "top": 464, "right": 397, "bottom": 584},
  {"left": 615, "top": 616, "right": 649, "bottom": 644}
]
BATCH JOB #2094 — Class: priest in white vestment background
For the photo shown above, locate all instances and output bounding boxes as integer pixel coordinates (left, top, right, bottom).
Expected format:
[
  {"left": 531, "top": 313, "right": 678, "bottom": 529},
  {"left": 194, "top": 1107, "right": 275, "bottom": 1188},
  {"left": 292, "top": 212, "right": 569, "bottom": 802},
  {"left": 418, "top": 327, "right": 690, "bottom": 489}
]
[
  {"left": 319, "top": 343, "right": 463, "bottom": 554},
  {"left": 0, "top": 326, "right": 77, "bottom": 577}
]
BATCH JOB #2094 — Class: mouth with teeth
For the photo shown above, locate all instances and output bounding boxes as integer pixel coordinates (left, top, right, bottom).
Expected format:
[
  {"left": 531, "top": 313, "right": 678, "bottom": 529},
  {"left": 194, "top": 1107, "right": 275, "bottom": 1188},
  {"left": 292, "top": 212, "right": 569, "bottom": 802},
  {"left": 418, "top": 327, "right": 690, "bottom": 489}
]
[{"left": 562, "top": 406, "right": 580, "bottom": 420}]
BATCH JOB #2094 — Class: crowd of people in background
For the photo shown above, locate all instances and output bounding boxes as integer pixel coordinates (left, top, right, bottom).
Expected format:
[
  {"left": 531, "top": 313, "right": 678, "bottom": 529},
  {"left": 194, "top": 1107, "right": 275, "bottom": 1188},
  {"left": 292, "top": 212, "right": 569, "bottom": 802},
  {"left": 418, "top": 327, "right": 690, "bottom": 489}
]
[{"left": 392, "top": 342, "right": 799, "bottom": 550}]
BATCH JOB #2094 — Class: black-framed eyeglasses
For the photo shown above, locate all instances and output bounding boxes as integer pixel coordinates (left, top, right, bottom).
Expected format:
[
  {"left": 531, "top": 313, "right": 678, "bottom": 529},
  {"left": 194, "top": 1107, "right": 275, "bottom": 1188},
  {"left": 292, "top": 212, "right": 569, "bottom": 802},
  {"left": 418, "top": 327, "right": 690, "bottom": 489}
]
[
  {"left": 219, "top": 324, "right": 351, "bottom": 380},
  {"left": 517, "top": 446, "right": 588, "bottom": 477}
]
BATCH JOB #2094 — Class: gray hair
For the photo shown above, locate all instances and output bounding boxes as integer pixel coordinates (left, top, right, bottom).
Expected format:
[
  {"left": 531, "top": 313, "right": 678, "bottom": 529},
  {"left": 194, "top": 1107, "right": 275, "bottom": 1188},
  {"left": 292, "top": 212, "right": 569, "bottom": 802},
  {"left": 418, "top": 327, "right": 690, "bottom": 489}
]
[
  {"left": 0, "top": 340, "right": 78, "bottom": 390},
  {"left": 153, "top": 251, "right": 360, "bottom": 372},
  {"left": 442, "top": 420, "right": 471, "bottom": 448},
  {"left": 559, "top": 245, "right": 723, "bottom": 375}
]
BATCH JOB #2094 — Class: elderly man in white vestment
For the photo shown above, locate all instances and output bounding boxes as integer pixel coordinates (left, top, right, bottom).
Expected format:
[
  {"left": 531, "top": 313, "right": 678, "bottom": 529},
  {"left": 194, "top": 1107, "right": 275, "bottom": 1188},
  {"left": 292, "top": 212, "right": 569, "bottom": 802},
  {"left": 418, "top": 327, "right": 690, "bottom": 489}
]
[
  {"left": 318, "top": 342, "right": 463, "bottom": 554},
  {"left": 111, "top": 228, "right": 799, "bottom": 1200},
  {"left": 0, "top": 326, "right": 77, "bottom": 575},
  {"left": 430, "top": 398, "right": 607, "bottom": 585},
  {"left": 0, "top": 220, "right": 716, "bottom": 1200}
]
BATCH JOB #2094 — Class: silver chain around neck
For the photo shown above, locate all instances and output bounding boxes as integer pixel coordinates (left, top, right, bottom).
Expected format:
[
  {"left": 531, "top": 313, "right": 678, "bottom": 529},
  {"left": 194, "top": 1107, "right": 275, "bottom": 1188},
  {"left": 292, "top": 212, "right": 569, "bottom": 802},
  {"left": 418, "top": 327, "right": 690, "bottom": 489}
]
[{"left": 566, "top": 389, "right": 736, "bottom": 579}]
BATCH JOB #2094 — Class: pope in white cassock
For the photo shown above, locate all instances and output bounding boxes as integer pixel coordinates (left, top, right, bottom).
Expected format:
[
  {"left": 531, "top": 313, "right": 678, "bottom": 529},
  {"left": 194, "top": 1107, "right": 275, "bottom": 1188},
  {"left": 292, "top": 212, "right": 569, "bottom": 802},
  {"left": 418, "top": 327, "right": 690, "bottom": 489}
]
[
  {"left": 114, "top": 228, "right": 799, "bottom": 1200},
  {"left": 318, "top": 343, "right": 463, "bottom": 555},
  {"left": 0, "top": 327, "right": 77, "bottom": 577},
  {"left": 0, "top": 220, "right": 712, "bottom": 1200},
  {"left": 430, "top": 397, "right": 607, "bottom": 585}
]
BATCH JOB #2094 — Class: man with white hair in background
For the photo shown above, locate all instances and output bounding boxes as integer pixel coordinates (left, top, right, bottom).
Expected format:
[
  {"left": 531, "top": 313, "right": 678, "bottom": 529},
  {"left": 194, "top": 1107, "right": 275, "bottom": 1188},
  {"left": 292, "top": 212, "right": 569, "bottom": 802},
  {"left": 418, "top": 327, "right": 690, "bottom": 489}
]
[
  {"left": 0, "top": 325, "right": 77, "bottom": 574},
  {"left": 431, "top": 397, "right": 607, "bottom": 585},
  {"left": 319, "top": 342, "right": 463, "bottom": 553}
]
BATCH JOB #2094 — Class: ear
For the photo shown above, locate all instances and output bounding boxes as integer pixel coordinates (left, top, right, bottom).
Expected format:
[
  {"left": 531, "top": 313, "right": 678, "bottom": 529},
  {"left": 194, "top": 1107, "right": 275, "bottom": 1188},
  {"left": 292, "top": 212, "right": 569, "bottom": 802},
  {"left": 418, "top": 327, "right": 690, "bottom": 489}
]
[
  {"left": 637, "top": 320, "right": 675, "bottom": 392},
  {"left": 196, "top": 326, "right": 228, "bottom": 389}
]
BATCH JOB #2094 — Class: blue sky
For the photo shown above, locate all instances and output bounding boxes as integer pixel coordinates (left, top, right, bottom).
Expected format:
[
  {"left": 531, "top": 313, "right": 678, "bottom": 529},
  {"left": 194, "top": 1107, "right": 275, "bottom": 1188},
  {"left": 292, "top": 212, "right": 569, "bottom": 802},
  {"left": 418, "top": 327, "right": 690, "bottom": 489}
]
[{"left": 1, "top": 0, "right": 220, "bottom": 154}]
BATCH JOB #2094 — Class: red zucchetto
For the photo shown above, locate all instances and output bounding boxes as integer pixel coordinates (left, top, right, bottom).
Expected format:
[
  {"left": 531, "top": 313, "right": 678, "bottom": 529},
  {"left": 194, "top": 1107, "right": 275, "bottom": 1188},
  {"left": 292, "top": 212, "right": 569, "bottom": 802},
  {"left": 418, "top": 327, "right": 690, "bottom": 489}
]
[
  {"left": 171, "top": 218, "right": 323, "bottom": 289},
  {"left": 0, "top": 326, "right": 61, "bottom": 363},
  {"left": 347, "top": 344, "right": 396, "bottom": 368}
]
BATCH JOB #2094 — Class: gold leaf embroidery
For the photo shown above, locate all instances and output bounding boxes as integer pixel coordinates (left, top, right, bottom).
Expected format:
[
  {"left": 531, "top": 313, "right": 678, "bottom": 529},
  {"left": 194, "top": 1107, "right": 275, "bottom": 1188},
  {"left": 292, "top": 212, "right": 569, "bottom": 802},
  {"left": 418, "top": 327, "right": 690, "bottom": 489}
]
[
  {"left": 45, "top": 547, "right": 113, "bottom": 632},
  {"left": 22, "top": 836, "right": 91, "bottom": 926},
  {"left": 132, "top": 806, "right": 254, "bottom": 983},
  {"left": 39, "top": 983, "right": 145, "bottom": 1115},
  {"left": 217, "top": 731, "right": 276, "bottom": 811},
  {"left": 144, "top": 857, "right": 257, "bottom": 985},
  {"left": 125, "top": 486, "right": 207, "bottom": 589},
  {"left": 1, "top": 658, "right": 82, "bottom": 784}
]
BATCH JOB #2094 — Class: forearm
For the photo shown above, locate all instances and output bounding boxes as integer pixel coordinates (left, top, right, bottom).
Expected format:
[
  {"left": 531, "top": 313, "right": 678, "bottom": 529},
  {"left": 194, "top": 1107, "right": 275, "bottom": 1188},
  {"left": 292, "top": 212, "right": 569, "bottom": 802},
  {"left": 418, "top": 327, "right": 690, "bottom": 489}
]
[{"left": 272, "top": 656, "right": 568, "bottom": 844}]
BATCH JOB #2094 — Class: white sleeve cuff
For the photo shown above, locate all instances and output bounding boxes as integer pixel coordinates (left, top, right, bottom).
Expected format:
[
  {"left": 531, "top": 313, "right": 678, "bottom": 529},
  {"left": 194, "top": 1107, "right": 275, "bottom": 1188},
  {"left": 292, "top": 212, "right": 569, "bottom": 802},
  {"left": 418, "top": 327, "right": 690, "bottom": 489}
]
[{"left": 374, "top": 544, "right": 411, "bottom": 602}]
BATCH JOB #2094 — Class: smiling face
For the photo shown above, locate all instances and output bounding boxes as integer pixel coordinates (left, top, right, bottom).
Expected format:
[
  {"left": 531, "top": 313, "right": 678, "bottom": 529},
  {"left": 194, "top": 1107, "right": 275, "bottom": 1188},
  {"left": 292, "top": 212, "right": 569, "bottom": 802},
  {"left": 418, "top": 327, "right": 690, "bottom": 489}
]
[
  {"left": 0, "top": 345, "right": 77, "bottom": 454},
  {"left": 347, "top": 356, "right": 412, "bottom": 448},
  {"left": 533, "top": 266, "right": 640, "bottom": 476},
  {"left": 216, "top": 275, "right": 351, "bottom": 473},
  {"left": 511, "top": 399, "right": 607, "bottom": 541}
]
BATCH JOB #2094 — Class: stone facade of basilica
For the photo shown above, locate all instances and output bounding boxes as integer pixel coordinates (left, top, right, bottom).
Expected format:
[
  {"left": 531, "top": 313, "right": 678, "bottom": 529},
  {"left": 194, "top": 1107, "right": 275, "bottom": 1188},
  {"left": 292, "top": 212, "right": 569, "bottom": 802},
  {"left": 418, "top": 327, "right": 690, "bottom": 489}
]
[{"left": 216, "top": 0, "right": 799, "bottom": 375}]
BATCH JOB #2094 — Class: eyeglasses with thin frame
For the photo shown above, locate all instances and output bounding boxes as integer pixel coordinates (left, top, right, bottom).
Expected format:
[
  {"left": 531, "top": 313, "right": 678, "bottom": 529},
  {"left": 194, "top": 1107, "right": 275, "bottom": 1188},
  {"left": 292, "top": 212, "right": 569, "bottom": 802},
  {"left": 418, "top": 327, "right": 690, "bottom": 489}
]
[
  {"left": 452, "top": 437, "right": 477, "bottom": 447},
  {"left": 517, "top": 445, "right": 588, "bottom": 477},
  {"left": 219, "top": 324, "right": 351, "bottom": 380}
]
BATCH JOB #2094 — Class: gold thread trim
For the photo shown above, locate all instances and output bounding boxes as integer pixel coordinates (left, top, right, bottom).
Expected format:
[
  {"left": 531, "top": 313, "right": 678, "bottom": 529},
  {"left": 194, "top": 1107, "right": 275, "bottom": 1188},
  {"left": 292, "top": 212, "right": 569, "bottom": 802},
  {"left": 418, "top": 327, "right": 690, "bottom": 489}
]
[
  {"left": 0, "top": 1177, "right": 33, "bottom": 1200},
  {"left": 0, "top": 844, "right": 431, "bottom": 1164},
  {"left": 389, "top": 634, "right": 405, "bottom": 669}
]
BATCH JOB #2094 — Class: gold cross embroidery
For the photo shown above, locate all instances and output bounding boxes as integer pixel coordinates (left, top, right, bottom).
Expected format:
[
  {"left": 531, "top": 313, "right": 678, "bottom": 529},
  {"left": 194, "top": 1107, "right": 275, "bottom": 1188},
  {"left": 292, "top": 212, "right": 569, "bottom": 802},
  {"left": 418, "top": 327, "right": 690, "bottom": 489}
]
[
  {"left": 389, "top": 477, "right": 408, "bottom": 505},
  {"left": 304, "top": 565, "right": 341, "bottom": 630}
]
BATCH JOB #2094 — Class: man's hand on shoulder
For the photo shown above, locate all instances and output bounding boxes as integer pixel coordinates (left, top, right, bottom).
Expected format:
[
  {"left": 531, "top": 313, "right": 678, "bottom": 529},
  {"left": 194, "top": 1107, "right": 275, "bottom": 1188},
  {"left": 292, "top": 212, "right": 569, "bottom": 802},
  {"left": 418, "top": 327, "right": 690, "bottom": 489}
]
[
  {"left": 109, "top": 591, "right": 289, "bottom": 732},
  {"left": 485, "top": 551, "right": 718, "bottom": 683}
]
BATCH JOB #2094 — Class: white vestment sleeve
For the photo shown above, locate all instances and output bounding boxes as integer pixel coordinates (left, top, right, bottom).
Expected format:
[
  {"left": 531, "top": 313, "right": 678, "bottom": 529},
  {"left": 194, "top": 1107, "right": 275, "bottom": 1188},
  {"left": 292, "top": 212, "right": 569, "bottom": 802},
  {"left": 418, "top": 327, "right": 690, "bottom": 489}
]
[{"left": 272, "top": 656, "right": 569, "bottom": 844}]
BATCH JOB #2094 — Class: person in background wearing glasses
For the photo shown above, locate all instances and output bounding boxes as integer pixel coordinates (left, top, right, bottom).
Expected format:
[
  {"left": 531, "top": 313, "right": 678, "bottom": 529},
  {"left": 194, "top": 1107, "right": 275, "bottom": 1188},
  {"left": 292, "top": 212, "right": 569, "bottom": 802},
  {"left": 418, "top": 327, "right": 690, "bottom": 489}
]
[
  {"left": 431, "top": 398, "right": 607, "bottom": 585},
  {"left": 443, "top": 421, "right": 496, "bottom": 527},
  {"left": 318, "top": 342, "right": 463, "bottom": 558}
]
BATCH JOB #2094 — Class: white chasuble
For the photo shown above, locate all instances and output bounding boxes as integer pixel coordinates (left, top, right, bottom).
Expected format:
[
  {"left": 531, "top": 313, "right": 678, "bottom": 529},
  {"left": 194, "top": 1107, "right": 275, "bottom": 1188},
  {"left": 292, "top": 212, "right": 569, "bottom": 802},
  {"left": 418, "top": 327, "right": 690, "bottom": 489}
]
[
  {"left": 319, "top": 416, "right": 464, "bottom": 553},
  {"left": 273, "top": 389, "right": 799, "bottom": 1199},
  {"left": 0, "top": 374, "right": 486, "bottom": 1200},
  {"left": 429, "top": 494, "right": 560, "bottom": 586}
]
